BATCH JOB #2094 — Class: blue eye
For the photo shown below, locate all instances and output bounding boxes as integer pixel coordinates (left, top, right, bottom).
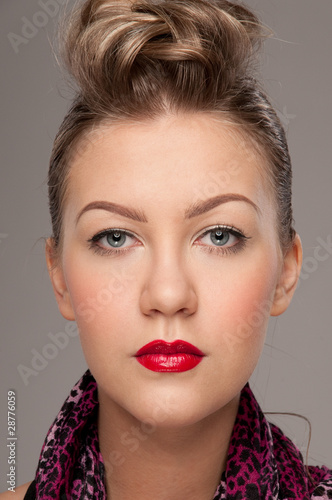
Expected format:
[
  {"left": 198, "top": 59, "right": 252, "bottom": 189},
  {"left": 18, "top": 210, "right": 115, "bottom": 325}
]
[
  {"left": 105, "top": 231, "right": 127, "bottom": 247},
  {"left": 209, "top": 229, "right": 230, "bottom": 246},
  {"left": 88, "top": 229, "right": 137, "bottom": 255},
  {"left": 196, "top": 225, "right": 249, "bottom": 254}
]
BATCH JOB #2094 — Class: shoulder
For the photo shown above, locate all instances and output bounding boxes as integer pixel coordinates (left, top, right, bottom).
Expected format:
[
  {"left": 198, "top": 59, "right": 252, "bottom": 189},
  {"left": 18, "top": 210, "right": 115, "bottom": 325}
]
[{"left": 0, "top": 482, "right": 32, "bottom": 500}]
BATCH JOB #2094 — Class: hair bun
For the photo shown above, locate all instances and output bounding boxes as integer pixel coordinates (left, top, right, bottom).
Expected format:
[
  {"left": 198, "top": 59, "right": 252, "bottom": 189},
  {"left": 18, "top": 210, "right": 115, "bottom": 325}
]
[{"left": 62, "top": 0, "right": 264, "bottom": 112}]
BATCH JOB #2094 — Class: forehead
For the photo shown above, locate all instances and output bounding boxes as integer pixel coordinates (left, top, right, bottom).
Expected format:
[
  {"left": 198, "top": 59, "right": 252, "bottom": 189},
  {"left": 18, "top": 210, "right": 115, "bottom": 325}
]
[{"left": 66, "top": 113, "right": 272, "bottom": 215}]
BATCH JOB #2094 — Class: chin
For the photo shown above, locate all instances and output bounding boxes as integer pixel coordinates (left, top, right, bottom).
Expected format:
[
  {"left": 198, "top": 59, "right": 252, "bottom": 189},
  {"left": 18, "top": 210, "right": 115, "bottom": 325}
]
[{"left": 131, "top": 390, "right": 236, "bottom": 431}]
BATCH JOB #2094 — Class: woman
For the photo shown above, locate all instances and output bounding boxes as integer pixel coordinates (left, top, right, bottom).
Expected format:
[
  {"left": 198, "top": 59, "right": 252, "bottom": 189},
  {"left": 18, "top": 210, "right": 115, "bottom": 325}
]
[{"left": 2, "top": 0, "right": 331, "bottom": 498}]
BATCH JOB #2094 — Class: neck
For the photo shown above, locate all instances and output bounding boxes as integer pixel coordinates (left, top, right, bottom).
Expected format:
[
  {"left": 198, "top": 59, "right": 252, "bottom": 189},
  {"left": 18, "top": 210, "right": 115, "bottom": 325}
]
[{"left": 98, "top": 392, "right": 240, "bottom": 500}]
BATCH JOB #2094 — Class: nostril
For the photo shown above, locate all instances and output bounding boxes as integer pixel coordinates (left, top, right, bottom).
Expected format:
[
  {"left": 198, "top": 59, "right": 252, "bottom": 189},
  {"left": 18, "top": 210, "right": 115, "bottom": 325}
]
[
  {"left": 139, "top": 275, "right": 198, "bottom": 317},
  {"left": 145, "top": 307, "right": 195, "bottom": 318},
  {"left": 180, "top": 307, "right": 195, "bottom": 316}
]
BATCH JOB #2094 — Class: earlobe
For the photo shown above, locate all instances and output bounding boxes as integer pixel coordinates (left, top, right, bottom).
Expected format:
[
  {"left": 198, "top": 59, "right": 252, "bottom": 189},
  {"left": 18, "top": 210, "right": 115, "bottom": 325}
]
[
  {"left": 270, "top": 234, "right": 303, "bottom": 317},
  {"left": 45, "top": 238, "right": 75, "bottom": 321}
]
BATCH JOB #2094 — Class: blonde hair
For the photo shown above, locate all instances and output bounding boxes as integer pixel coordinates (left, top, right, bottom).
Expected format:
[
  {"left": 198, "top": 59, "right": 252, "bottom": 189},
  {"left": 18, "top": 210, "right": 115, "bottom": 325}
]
[{"left": 48, "top": 0, "right": 295, "bottom": 251}]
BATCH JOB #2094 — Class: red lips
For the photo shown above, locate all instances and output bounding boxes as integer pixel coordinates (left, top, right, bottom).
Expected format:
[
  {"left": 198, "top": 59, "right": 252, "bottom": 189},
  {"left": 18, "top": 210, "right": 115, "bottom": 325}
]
[{"left": 135, "top": 340, "right": 205, "bottom": 372}]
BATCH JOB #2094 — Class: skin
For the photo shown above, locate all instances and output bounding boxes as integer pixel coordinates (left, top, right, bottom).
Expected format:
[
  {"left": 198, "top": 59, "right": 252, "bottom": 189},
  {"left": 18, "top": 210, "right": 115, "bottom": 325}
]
[
  {"left": 0, "top": 484, "right": 31, "bottom": 500},
  {"left": 1, "top": 113, "right": 302, "bottom": 499}
]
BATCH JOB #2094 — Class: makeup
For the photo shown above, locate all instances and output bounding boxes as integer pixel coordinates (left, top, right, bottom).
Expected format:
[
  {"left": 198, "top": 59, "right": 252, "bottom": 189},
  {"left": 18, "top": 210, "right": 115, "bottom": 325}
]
[{"left": 135, "top": 340, "right": 205, "bottom": 372}]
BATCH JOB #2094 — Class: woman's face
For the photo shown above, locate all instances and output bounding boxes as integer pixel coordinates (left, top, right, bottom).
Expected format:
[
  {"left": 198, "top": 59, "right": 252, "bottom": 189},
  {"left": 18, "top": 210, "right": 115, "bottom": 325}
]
[{"left": 48, "top": 113, "right": 301, "bottom": 427}]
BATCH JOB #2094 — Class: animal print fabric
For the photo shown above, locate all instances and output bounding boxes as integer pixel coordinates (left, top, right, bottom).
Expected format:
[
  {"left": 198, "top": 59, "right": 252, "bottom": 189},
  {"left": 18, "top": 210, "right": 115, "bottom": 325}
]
[
  {"left": 35, "top": 372, "right": 106, "bottom": 499},
  {"left": 213, "top": 388, "right": 332, "bottom": 500},
  {"left": 30, "top": 370, "right": 332, "bottom": 499}
]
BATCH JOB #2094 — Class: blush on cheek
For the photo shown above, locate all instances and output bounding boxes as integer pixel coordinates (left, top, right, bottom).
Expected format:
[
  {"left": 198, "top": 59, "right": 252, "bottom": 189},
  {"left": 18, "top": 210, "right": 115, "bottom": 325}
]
[
  {"left": 65, "top": 269, "right": 136, "bottom": 371},
  {"left": 220, "top": 278, "right": 275, "bottom": 356},
  {"left": 66, "top": 263, "right": 131, "bottom": 327}
]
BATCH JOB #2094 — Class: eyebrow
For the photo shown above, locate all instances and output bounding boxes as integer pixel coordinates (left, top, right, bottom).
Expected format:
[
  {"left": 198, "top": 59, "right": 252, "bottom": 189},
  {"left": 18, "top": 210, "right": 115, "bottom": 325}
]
[
  {"left": 184, "top": 194, "right": 261, "bottom": 219},
  {"left": 75, "top": 201, "right": 148, "bottom": 225},
  {"left": 75, "top": 194, "right": 260, "bottom": 225}
]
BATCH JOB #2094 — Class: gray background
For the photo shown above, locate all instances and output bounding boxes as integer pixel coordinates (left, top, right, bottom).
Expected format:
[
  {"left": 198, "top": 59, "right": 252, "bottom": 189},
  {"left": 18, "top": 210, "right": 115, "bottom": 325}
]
[{"left": 1, "top": 0, "right": 331, "bottom": 490}]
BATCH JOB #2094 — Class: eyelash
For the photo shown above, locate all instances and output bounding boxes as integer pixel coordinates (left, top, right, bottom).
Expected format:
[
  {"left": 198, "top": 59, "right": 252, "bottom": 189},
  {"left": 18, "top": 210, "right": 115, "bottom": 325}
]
[
  {"left": 87, "top": 225, "right": 250, "bottom": 257},
  {"left": 88, "top": 229, "right": 138, "bottom": 257},
  {"left": 196, "top": 225, "right": 249, "bottom": 256}
]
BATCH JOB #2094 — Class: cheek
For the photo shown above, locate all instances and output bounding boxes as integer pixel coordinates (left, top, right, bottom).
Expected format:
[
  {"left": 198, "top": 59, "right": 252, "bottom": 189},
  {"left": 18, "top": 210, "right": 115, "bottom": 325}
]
[
  {"left": 224, "top": 282, "right": 271, "bottom": 355},
  {"left": 62, "top": 253, "right": 136, "bottom": 348},
  {"left": 202, "top": 251, "right": 278, "bottom": 355}
]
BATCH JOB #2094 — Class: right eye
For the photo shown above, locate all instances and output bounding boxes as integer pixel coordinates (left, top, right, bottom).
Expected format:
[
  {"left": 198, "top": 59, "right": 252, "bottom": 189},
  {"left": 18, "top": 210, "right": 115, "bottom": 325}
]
[{"left": 88, "top": 229, "right": 139, "bottom": 255}]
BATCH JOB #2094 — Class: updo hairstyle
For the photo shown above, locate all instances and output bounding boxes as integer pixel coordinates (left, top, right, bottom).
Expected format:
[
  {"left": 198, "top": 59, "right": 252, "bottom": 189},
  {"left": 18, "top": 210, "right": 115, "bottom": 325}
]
[{"left": 48, "top": 0, "right": 295, "bottom": 253}]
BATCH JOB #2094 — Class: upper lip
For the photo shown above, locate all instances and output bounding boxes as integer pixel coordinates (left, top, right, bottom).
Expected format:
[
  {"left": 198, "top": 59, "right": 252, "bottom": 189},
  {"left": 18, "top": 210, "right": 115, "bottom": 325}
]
[{"left": 135, "top": 340, "right": 205, "bottom": 357}]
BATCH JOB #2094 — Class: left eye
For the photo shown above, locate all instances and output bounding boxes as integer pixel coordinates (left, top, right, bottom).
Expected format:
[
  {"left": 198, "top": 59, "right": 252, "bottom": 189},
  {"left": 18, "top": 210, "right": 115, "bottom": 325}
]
[{"left": 197, "top": 227, "right": 240, "bottom": 248}]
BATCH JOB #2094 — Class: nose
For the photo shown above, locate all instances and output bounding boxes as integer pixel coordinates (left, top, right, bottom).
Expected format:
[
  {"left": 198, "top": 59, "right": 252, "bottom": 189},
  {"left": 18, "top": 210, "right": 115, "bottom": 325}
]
[{"left": 139, "top": 253, "right": 198, "bottom": 318}]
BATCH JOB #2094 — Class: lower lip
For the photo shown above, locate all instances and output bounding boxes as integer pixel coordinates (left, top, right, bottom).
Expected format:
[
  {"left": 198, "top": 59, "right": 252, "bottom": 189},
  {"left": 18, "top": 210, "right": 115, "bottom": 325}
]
[{"left": 136, "top": 353, "right": 203, "bottom": 372}]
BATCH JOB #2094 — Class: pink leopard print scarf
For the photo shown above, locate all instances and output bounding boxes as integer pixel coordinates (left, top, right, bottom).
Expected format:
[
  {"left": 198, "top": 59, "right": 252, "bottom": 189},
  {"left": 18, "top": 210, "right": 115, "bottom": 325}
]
[{"left": 32, "top": 370, "right": 332, "bottom": 499}]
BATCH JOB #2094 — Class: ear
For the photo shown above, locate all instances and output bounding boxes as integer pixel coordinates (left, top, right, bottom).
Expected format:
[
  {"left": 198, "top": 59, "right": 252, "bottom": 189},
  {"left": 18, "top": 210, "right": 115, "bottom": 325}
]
[
  {"left": 270, "top": 234, "right": 303, "bottom": 317},
  {"left": 45, "top": 238, "right": 75, "bottom": 321}
]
